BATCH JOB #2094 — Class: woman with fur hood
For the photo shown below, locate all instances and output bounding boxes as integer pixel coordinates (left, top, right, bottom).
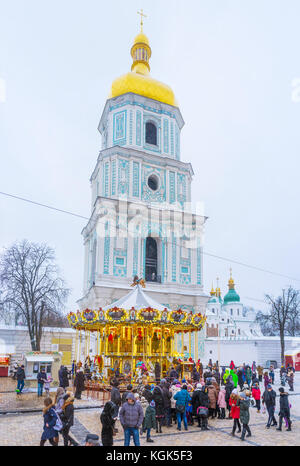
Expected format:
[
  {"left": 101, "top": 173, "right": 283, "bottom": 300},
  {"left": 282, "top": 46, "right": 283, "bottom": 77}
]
[
  {"left": 40, "top": 397, "right": 59, "bottom": 446},
  {"left": 217, "top": 386, "right": 226, "bottom": 419},
  {"left": 54, "top": 387, "right": 65, "bottom": 415},
  {"left": 60, "top": 392, "right": 77, "bottom": 446},
  {"left": 237, "top": 392, "right": 252, "bottom": 441}
]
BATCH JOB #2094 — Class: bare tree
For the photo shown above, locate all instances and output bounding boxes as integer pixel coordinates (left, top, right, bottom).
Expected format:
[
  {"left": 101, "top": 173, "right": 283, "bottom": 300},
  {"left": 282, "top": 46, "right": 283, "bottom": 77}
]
[
  {"left": 0, "top": 240, "right": 70, "bottom": 350},
  {"left": 265, "top": 287, "right": 300, "bottom": 365}
]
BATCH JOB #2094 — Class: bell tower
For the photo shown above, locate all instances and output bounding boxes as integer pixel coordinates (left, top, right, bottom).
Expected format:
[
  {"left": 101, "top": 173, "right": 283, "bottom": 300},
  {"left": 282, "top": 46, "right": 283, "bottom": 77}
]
[{"left": 78, "top": 18, "right": 208, "bottom": 324}]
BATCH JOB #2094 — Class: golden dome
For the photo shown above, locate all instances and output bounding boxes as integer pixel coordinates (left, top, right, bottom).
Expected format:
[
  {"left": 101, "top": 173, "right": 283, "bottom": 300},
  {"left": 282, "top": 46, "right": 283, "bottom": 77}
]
[{"left": 109, "top": 27, "right": 178, "bottom": 107}]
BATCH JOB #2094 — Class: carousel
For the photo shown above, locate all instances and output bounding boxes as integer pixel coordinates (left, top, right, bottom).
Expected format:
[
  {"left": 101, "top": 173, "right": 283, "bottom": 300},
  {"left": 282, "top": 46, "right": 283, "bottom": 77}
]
[{"left": 67, "top": 278, "right": 206, "bottom": 386}]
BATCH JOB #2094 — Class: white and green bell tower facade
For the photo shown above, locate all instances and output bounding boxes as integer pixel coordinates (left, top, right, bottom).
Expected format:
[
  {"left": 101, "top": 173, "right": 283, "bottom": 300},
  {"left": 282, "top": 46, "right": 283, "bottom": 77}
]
[{"left": 78, "top": 29, "right": 209, "bottom": 359}]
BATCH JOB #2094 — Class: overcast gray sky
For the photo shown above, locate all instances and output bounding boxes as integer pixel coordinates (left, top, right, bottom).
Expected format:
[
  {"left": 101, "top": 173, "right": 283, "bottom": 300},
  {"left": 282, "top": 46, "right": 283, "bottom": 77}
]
[{"left": 1, "top": 0, "right": 300, "bottom": 313}]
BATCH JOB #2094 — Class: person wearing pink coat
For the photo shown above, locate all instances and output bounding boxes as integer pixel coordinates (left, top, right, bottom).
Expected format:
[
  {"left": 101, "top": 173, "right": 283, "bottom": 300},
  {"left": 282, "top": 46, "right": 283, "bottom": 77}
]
[{"left": 217, "top": 387, "right": 226, "bottom": 419}]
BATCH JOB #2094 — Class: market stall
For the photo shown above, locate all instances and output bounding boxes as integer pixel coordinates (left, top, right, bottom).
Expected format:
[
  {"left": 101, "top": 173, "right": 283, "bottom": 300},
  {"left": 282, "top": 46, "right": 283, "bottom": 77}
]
[
  {"left": 24, "top": 351, "right": 63, "bottom": 387},
  {"left": 0, "top": 355, "right": 11, "bottom": 377}
]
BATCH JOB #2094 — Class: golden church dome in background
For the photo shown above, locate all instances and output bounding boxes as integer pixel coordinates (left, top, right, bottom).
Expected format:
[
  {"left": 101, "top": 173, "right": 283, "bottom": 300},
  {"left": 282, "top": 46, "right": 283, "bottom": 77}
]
[{"left": 109, "top": 24, "right": 178, "bottom": 107}]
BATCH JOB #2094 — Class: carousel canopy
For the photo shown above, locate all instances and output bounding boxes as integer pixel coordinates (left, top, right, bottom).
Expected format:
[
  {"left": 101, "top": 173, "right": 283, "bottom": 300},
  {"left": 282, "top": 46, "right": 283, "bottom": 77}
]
[{"left": 103, "top": 285, "right": 171, "bottom": 312}]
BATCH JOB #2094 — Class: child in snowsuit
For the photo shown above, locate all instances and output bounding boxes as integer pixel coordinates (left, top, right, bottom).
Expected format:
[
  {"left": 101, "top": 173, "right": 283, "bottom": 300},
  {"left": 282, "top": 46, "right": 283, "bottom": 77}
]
[
  {"left": 251, "top": 383, "right": 261, "bottom": 413},
  {"left": 217, "top": 387, "right": 226, "bottom": 419},
  {"left": 142, "top": 400, "right": 156, "bottom": 442}
]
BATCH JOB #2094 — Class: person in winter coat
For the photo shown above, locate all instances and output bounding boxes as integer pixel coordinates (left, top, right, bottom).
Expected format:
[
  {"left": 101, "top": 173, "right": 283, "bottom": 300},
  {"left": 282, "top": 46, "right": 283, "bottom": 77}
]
[
  {"left": 237, "top": 367, "right": 244, "bottom": 390},
  {"left": 217, "top": 387, "right": 226, "bottom": 419},
  {"left": 207, "top": 383, "right": 218, "bottom": 418},
  {"left": 230, "top": 370, "right": 238, "bottom": 389},
  {"left": 225, "top": 378, "right": 234, "bottom": 418},
  {"left": 262, "top": 384, "right": 277, "bottom": 428},
  {"left": 161, "top": 380, "right": 172, "bottom": 427},
  {"left": 169, "top": 366, "right": 179, "bottom": 381},
  {"left": 280, "top": 366, "right": 287, "bottom": 386},
  {"left": 142, "top": 384, "right": 154, "bottom": 404},
  {"left": 238, "top": 392, "right": 251, "bottom": 440},
  {"left": 230, "top": 390, "right": 241, "bottom": 435},
  {"left": 269, "top": 366, "right": 275, "bottom": 384},
  {"left": 229, "top": 360, "right": 235, "bottom": 370},
  {"left": 173, "top": 385, "right": 191, "bottom": 431},
  {"left": 170, "top": 382, "right": 181, "bottom": 424},
  {"left": 257, "top": 365, "right": 263, "bottom": 382},
  {"left": 264, "top": 371, "right": 271, "bottom": 389},
  {"left": 251, "top": 383, "right": 261, "bottom": 413},
  {"left": 60, "top": 392, "right": 77, "bottom": 446},
  {"left": 154, "top": 362, "right": 161, "bottom": 383},
  {"left": 223, "top": 369, "right": 230, "bottom": 385},
  {"left": 74, "top": 368, "right": 85, "bottom": 400},
  {"left": 100, "top": 401, "right": 117, "bottom": 446},
  {"left": 196, "top": 386, "right": 210, "bottom": 430},
  {"left": 192, "top": 365, "right": 200, "bottom": 383},
  {"left": 142, "top": 400, "right": 156, "bottom": 442},
  {"left": 37, "top": 369, "right": 48, "bottom": 397},
  {"left": 54, "top": 387, "right": 65, "bottom": 414},
  {"left": 16, "top": 365, "right": 26, "bottom": 394},
  {"left": 153, "top": 385, "right": 165, "bottom": 433},
  {"left": 121, "top": 384, "right": 133, "bottom": 405},
  {"left": 119, "top": 393, "right": 144, "bottom": 446},
  {"left": 287, "top": 370, "right": 294, "bottom": 391},
  {"left": 276, "top": 387, "right": 292, "bottom": 431},
  {"left": 245, "top": 366, "right": 252, "bottom": 386},
  {"left": 110, "top": 381, "right": 121, "bottom": 417},
  {"left": 59, "top": 366, "right": 69, "bottom": 390},
  {"left": 40, "top": 397, "right": 59, "bottom": 446},
  {"left": 191, "top": 383, "right": 202, "bottom": 418}
]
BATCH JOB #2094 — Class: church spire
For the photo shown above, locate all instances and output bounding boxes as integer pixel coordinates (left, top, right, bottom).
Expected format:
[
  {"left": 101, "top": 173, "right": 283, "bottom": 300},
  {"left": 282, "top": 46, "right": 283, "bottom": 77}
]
[
  {"left": 228, "top": 267, "right": 235, "bottom": 290},
  {"left": 131, "top": 10, "right": 152, "bottom": 75}
]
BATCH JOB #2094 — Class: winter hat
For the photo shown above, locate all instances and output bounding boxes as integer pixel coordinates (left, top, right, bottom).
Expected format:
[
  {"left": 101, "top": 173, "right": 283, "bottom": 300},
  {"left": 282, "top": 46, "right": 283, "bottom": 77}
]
[
  {"left": 232, "top": 389, "right": 238, "bottom": 395},
  {"left": 267, "top": 384, "right": 272, "bottom": 389},
  {"left": 239, "top": 391, "right": 246, "bottom": 399},
  {"left": 279, "top": 387, "right": 285, "bottom": 393},
  {"left": 182, "top": 378, "right": 186, "bottom": 383},
  {"left": 175, "top": 383, "right": 181, "bottom": 388},
  {"left": 150, "top": 400, "right": 155, "bottom": 407},
  {"left": 196, "top": 383, "right": 202, "bottom": 389},
  {"left": 126, "top": 393, "right": 135, "bottom": 401}
]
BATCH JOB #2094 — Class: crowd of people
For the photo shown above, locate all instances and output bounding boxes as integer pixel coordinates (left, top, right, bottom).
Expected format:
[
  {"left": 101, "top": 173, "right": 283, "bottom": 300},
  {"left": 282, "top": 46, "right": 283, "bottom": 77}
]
[
  {"left": 12, "top": 358, "right": 296, "bottom": 446},
  {"left": 101, "top": 360, "right": 296, "bottom": 446}
]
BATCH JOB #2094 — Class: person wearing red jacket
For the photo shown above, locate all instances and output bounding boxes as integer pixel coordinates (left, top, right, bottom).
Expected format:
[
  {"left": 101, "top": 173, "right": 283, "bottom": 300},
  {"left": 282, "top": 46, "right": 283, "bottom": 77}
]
[
  {"left": 251, "top": 383, "right": 261, "bottom": 413},
  {"left": 229, "top": 390, "right": 241, "bottom": 436},
  {"left": 229, "top": 360, "right": 235, "bottom": 370}
]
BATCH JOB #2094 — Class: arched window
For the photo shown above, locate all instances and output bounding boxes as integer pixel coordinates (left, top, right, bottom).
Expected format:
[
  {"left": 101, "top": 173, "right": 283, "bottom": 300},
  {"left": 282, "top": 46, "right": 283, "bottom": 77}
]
[
  {"left": 145, "top": 121, "right": 157, "bottom": 145},
  {"left": 145, "top": 237, "right": 158, "bottom": 282}
]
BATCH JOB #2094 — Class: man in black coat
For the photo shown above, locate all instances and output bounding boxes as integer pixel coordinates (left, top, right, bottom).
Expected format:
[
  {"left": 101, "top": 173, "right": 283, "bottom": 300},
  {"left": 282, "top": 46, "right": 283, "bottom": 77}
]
[
  {"left": 37, "top": 368, "right": 48, "bottom": 397},
  {"left": 110, "top": 381, "right": 121, "bottom": 417},
  {"left": 16, "top": 365, "right": 26, "bottom": 394},
  {"left": 161, "top": 380, "right": 172, "bottom": 427},
  {"left": 142, "top": 384, "right": 153, "bottom": 403},
  {"left": 276, "top": 388, "right": 291, "bottom": 431},
  {"left": 61, "top": 393, "right": 78, "bottom": 446},
  {"left": 225, "top": 378, "right": 234, "bottom": 418},
  {"left": 59, "top": 365, "right": 69, "bottom": 389},
  {"left": 74, "top": 368, "right": 85, "bottom": 399},
  {"left": 262, "top": 384, "right": 277, "bottom": 428}
]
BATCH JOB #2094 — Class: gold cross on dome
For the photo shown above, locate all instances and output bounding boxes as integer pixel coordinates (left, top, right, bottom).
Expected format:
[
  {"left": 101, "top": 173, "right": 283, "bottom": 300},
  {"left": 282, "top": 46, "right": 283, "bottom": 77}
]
[{"left": 137, "top": 9, "right": 147, "bottom": 32}]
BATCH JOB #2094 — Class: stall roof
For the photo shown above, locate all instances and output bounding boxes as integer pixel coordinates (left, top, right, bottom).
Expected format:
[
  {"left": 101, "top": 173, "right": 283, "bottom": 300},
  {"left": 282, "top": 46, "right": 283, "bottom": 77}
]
[{"left": 26, "top": 355, "right": 54, "bottom": 362}]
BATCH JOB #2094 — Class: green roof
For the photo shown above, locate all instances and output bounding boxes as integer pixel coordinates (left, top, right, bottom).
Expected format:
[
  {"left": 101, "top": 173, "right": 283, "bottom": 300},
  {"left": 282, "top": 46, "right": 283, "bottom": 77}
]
[{"left": 223, "top": 288, "right": 240, "bottom": 304}]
